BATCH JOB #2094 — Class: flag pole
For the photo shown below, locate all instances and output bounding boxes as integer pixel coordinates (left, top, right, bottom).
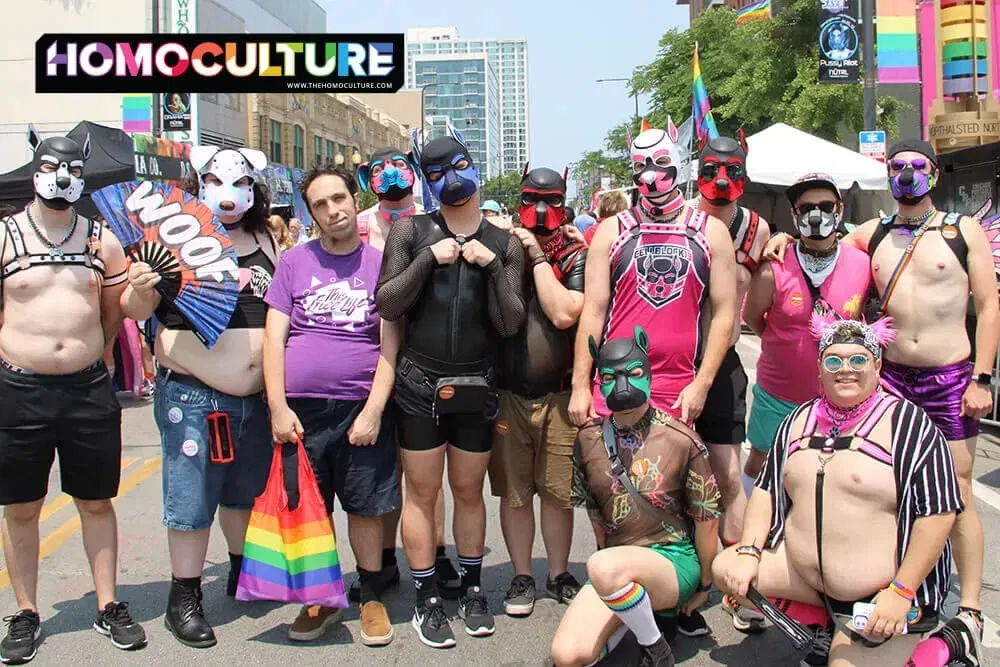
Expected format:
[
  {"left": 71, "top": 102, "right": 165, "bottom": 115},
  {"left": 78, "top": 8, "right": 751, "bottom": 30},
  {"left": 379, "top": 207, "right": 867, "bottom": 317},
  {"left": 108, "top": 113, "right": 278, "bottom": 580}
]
[{"left": 686, "top": 42, "right": 698, "bottom": 200}]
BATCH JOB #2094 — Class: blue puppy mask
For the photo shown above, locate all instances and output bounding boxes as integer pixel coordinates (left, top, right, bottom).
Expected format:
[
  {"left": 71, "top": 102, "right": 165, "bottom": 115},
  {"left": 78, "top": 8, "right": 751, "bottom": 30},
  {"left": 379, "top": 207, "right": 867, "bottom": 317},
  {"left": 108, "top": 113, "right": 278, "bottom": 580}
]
[{"left": 419, "top": 136, "right": 479, "bottom": 205}]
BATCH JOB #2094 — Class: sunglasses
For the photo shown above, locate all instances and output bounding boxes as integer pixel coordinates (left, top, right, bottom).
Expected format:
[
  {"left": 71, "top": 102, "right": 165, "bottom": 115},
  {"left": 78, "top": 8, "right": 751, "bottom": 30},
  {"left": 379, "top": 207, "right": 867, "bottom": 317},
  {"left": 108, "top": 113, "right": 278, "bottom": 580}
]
[
  {"left": 888, "top": 158, "right": 931, "bottom": 173},
  {"left": 822, "top": 353, "right": 870, "bottom": 373},
  {"left": 699, "top": 161, "right": 746, "bottom": 181},
  {"left": 797, "top": 201, "right": 838, "bottom": 214}
]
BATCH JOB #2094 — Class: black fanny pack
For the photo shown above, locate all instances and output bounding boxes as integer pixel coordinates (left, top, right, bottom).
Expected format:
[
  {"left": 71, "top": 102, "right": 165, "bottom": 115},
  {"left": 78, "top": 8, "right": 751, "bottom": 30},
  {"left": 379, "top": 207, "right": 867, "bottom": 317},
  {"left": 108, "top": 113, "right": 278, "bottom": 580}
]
[{"left": 433, "top": 376, "right": 497, "bottom": 420}]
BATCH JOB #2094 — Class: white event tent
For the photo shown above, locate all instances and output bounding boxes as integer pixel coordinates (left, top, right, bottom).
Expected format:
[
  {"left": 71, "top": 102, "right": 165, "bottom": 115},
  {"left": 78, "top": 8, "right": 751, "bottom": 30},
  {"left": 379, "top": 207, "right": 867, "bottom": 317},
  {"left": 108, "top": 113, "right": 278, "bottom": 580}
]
[{"left": 745, "top": 123, "right": 889, "bottom": 191}]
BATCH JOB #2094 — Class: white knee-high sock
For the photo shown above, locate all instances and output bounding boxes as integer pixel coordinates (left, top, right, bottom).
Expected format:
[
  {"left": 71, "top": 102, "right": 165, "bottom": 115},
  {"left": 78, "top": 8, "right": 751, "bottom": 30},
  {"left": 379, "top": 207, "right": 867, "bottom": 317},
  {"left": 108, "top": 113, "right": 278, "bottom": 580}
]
[
  {"left": 585, "top": 625, "right": 629, "bottom": 666},
  {"left": 599, "top": 582, "right": 661, "bottom": 647}
]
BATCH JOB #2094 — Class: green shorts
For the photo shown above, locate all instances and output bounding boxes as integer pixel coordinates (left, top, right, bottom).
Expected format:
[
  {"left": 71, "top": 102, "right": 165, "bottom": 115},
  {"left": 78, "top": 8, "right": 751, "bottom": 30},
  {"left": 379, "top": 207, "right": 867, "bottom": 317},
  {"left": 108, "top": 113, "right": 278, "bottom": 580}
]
[
  {"left": 747, "top": 384, "right": 798, "bottom": 454},
  {"left": 650, "top": 540, "right": 701, "bottom": 614},
  {"left": 585, "top": 540, "right": 701, "bottom": 616}
]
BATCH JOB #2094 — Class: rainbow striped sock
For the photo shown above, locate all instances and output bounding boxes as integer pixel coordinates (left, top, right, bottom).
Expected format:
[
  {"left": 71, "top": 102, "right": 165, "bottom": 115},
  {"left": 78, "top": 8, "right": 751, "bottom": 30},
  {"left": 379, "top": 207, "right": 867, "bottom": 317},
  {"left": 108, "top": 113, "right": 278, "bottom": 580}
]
[{"left": 600, "top": 582, "right": 661, "bottom": 646}]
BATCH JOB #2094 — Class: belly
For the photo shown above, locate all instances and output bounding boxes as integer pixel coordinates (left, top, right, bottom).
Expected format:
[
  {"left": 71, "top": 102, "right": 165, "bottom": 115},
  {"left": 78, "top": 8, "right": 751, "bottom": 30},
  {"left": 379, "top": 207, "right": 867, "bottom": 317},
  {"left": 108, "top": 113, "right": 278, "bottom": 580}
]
[
  {"left": 0, "top": 298, "right": 105, "bottom": 373},
  {"left": 783, "top": 454, "right": 899, "bottom": 600},
  {"left": 156, "top": 328, "right": 265, "bottom": 397}
]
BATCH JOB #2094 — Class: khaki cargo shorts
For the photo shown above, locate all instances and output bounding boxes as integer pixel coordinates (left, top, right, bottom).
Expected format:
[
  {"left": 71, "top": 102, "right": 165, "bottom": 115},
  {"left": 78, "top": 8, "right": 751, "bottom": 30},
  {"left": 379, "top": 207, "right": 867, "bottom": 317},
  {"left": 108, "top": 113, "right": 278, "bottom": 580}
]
[{"left": 488, "top": 390, "right": 577, "bottom": 509}]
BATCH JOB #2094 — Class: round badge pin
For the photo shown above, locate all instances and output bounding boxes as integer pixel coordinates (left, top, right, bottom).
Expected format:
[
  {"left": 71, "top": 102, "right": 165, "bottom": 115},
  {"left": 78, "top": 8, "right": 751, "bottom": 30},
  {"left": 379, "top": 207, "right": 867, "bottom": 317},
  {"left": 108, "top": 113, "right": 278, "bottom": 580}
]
[
  {"left": 182, "top": 440, "right": 199, "bottom": 457},
  {"left": 495, "top": 419, "right": 509, "bottom": 435},
  {"left": 941, "top": 225, "right": 958, "bottom": 240},
  {"left": 167, "top": 407, "right": 183, "bottom": 424},
  {"left": 438, "top": 386, "right": 455, "bottom": 400},
  {"left": 790, "top": 292, "right": 804, "bottom": 307},
  {"left": 87, "top": 237, "right": 102, "bottom": 252}
]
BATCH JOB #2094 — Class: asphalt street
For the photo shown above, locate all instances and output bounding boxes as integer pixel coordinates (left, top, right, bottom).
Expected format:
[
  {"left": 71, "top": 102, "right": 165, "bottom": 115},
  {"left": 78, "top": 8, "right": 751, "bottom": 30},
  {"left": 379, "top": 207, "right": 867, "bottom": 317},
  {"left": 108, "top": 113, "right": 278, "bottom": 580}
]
[{"left": 2, "top": 337, "right": 999, "bottom": 666}]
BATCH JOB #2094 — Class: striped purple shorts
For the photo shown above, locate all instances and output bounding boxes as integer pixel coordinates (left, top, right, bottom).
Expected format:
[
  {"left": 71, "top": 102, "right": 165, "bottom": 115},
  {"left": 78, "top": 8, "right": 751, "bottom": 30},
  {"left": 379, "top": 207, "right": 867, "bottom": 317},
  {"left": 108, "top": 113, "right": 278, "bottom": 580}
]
[{"left": 880, "top": 359, "right": 980, "bottom": 441}]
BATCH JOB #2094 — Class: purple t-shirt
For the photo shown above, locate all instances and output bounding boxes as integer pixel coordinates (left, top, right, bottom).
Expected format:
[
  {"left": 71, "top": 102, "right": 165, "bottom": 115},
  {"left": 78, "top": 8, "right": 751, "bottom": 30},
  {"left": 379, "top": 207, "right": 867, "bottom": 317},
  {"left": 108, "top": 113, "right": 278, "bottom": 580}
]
[{"left": 264, "top": 240, "right": 382, "bottom": 400}]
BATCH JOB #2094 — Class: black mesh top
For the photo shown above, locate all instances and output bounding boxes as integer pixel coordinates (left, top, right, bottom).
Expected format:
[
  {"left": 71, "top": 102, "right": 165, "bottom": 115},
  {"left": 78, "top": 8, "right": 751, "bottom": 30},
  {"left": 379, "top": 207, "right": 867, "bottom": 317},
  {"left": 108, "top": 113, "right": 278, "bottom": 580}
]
[{"left": 375, "top": 211, "right": 526, "bottom": 367}]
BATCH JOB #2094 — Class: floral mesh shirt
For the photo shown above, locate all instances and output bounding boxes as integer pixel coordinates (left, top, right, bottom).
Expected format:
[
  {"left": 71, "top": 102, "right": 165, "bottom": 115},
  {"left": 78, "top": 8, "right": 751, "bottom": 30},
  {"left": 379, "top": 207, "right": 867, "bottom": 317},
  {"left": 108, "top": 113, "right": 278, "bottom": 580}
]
[{"left": 572, "top": 408, "right": 722, "bottom": 548}]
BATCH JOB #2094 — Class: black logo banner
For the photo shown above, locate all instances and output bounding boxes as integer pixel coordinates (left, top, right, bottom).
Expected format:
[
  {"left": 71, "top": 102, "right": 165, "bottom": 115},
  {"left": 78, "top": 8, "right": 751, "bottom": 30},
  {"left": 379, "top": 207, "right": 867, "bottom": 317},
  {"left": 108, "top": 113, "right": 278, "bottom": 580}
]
[{"left": 36, "top": 33, "right": 405, "bottom": 93}]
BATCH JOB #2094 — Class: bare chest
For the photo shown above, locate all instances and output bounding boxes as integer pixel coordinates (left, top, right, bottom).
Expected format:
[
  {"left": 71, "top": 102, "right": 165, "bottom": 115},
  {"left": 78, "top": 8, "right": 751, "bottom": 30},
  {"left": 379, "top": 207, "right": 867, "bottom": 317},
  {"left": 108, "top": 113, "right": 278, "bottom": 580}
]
[{"left": 871, "top": 231, "right": 966, "bottom": 292}]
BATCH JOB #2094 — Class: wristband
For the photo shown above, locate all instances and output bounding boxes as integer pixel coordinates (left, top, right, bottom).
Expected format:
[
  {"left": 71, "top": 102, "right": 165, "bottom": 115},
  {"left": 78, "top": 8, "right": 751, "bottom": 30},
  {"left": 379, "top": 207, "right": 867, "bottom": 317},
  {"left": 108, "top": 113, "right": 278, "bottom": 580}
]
[
  {"left": 735, "top": 545, "right": 762, "bottom": 560},
  {"left": 888, "top": 580, "right": 916, "bottom": 602},
  {"left": 697, "top": 581, "right": 713, "bottom": 593},
  {"left": 531, "top": 256, "right": 548, "bottom": 268}
]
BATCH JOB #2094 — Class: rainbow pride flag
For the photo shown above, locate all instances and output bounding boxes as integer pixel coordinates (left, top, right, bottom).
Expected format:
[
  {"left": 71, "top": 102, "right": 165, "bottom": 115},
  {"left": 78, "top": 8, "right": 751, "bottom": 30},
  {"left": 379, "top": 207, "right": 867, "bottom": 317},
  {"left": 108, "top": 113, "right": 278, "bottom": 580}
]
[
  {"left": 692, "top": 43, "right": 720, "bottom": 143},
  {"left": 121, "top": 94, "right": 151, "bottom": 134},
  {"left": 235, "top": 442, "right": 347, "bottom": 607},
  {"left": 736, "top": 0, "right": 772, "bottom": 25},
  {"left": 876, "top": 0, "right": 920, "bottom": 83}
]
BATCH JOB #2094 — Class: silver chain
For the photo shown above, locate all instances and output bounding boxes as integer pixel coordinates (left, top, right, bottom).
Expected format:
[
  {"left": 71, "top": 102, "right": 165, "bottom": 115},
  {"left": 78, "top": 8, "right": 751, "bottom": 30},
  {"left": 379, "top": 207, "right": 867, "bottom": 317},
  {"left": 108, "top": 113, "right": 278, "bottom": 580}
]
[
  {"left": 896, "top": 207, "right": 936, "bottom": 225},
  {"left": 25, "top": 204, "right": 78, "bottom": 257}
]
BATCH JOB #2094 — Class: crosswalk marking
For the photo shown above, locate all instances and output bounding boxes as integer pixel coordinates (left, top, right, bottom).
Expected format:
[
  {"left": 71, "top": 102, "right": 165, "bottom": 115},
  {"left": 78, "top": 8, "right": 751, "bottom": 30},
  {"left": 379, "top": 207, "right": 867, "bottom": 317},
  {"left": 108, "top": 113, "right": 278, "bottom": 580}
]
[{"left": 0, "top": 456, "right": 160, "bottom": 591}]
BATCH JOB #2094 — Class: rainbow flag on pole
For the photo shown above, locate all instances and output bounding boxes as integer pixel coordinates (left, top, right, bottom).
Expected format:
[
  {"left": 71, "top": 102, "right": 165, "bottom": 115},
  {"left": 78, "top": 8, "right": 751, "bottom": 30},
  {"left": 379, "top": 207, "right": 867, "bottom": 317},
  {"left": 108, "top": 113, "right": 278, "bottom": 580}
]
[
  {"left": 736, "top": 0, "right": 772, "bottom": 25},
  {"left": 692, "top": 43, "right": 720, "bottom": 143}
]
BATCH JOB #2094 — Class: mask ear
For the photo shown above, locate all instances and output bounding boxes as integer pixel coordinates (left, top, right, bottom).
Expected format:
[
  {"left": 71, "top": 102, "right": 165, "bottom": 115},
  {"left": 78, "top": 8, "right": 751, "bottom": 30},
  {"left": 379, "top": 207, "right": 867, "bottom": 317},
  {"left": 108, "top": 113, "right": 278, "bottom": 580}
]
[
  {"left": 738, "top": 128, "right": 748, "bottom": 154},
  {"left": 625, "top": 125, "right": 634, "bottom": 154},
  {"left": 633, "top": 326, "right": 649, "bottom": 353},
  {"left": 588, "top": 335, "right": 600, "bottom": 361},
  {"left": 563, "top": 166, "right": 569, "bottom": 185},
  {"left": 27, "top": 124, "right": 41, "bottom": 152},
  {"left": 405, "top": 151, "right": 417, "bottom": 172},
  {"left": 189, "top": 145, "right": 221, "bottom": 173},
  {"left": 357, "top": 163, "right": 372, "bottom": 192},
  {"left": 81, "top": 133, "right": 92, "bottom": 161},
  {"left": 666, "top": 116, "right": 679, "bottom": 144},
  {"left": 522, "top": 161, "right": 530, "bottom": 181},
  {"left": 640, "top": 118, "right": 653, "bottom": 133},
  {"left": 237, "top": 148, "right": 268, "bottom": 172},
  {"left": 696, "top": 134, "right": 709, "bottom": 154}
]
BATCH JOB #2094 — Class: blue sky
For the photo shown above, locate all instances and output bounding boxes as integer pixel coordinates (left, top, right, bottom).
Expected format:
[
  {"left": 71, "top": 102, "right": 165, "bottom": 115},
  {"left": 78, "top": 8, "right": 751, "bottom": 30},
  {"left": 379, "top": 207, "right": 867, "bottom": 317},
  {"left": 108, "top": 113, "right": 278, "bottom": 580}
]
[{"left": 323, "top": 1, "right": 690, "bottom": 194}]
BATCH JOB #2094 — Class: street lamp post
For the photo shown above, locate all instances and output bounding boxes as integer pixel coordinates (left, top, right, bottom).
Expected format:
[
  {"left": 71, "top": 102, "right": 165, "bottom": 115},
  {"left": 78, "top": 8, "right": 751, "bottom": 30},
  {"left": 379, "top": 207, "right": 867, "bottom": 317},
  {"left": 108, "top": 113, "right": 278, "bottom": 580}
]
[{"left": 596, "top": 78, "right": 640, "bottom": 122}]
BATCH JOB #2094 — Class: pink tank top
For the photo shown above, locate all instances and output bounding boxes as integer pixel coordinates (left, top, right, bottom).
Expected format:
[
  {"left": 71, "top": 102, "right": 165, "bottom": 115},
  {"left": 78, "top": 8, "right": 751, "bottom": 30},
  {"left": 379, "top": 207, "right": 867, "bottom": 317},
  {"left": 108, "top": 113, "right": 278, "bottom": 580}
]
[
  {"left": 594, "top": 206, "right": 711, "bottom": 420},
  {"left": 756, "top": 244, "right": 872, "bottom": 404},
  {"left": 357, "top": 206, "right": 376, "bottom": 245}
]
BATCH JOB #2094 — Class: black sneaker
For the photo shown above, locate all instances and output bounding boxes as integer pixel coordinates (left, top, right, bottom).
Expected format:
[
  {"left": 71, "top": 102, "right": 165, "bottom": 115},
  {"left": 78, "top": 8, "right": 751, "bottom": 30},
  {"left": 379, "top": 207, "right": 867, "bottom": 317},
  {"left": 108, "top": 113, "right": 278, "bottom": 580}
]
[
  {"left": 93, "top": 601, "right": 147, "bottom": 651},
  {"left": 935, "top": 612, "right": 983, "bottom": 667},
  {"left": 0, "top": 610, "right": 40, "bottom": 665},
  {"left": 546, "top": 572, "right": 581, "bottom": 604},
  {"left": 458, "top": 586, "right": 495, "bottom": 637},
  {"left": 677, "top": 609, "right": 711, "bottom": 637},
  {"left": 638, "top": 636, "right": 675, "bottom": 667},
  {"left": 800, "top": 624, "right": 832, "bottom": 667},
  {"left": 437, "top": 558, "right": 462, "bottom": 600},
  {"left": 503, "top": 575, "right": 536, "bottom": 617},
  {"left": 411, "top": 597, "right": 455, "bottom": 649}
]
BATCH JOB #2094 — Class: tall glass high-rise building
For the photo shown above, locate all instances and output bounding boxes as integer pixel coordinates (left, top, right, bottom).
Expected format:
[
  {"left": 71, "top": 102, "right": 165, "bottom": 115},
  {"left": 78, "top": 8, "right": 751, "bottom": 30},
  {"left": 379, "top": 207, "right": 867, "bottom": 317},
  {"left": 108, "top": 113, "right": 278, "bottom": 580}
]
[
  {"left": 412, "top": 55, "right": 501, "bottom": 180},
  {"left": 407, "top": 27, "right": 529, "bottom": 179}
]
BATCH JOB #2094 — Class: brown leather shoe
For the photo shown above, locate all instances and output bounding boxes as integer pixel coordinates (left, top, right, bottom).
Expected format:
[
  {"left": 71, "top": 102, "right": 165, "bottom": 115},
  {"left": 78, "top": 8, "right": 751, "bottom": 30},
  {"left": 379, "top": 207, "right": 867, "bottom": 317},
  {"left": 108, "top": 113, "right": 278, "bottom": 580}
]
[
  {"left": 359, "top": 601, "right": 393, "bottom": 647},
  {"left": 287, "top": 605, "right": 344, "bottom": 642}
]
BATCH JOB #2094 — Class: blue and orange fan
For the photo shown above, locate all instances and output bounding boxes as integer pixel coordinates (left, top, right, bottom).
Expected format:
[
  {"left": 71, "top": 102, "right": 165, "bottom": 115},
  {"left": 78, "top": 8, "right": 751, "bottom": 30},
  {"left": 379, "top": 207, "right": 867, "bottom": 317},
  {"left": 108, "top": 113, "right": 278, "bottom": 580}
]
[{"left": 92, "top": 180, "right": 239, "bottom": 348}]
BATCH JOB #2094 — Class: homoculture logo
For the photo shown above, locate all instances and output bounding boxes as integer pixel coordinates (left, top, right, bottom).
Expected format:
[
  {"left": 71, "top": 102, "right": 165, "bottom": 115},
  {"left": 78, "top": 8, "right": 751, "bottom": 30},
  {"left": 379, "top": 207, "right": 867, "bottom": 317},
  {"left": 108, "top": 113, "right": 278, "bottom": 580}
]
[{"left": 36, "top": 33, "right": 404, "bottom": 93}]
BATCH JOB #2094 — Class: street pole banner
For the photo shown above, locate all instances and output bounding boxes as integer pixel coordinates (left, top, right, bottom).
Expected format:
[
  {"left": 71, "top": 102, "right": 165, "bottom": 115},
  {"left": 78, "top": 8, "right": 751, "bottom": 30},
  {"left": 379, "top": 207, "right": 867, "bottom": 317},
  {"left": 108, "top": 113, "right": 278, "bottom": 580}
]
[
  {"left": 818, "top": 0, "right": 861, "bottom": 84},
  {"left": 161, "top": 93, "right": 192, "bottom": 131}
]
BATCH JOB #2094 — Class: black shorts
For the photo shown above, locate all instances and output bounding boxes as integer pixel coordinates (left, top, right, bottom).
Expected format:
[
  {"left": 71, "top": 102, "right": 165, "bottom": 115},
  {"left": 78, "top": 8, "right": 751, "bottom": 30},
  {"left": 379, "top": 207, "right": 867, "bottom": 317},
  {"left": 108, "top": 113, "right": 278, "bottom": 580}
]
[
  {"left": 694, "top": 346, "right": 748, "bottom": 445},
  {"left": 0, "top": 360, "right": 122, "bottom": 505},
  {"left": 394, "top": 355, "right": 496, "bottom": 453},
  {"left": 284, "top": 397, "right": 401, "bottom": 517}
]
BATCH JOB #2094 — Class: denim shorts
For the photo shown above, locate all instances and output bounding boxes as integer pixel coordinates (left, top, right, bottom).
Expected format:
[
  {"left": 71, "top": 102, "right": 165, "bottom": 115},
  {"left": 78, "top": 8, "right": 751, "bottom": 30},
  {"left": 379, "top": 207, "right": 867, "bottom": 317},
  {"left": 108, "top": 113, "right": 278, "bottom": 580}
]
[{"left": 154, "top": 371, "right": 272, "bottom": 531}]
